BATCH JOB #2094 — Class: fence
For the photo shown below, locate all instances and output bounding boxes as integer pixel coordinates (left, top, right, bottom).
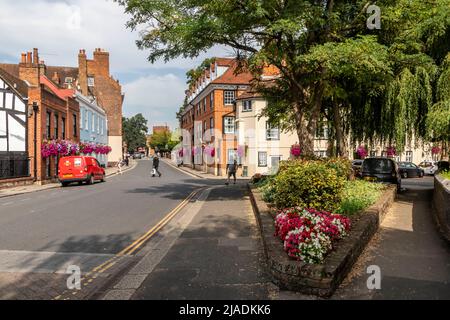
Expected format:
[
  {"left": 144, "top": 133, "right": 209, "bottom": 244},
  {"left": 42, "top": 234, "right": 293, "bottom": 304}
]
[{"left": 0, "top": 156, "right": 30, "bottom": 180}]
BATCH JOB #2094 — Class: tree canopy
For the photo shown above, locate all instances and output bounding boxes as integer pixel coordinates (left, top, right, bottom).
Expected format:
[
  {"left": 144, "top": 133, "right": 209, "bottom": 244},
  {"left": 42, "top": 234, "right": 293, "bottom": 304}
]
[
  {"left": 117, "top": 0, "right": 450, "bottom": 157},
  {"left": 122, "top": 114, "right": 148, "bottom": 152}
]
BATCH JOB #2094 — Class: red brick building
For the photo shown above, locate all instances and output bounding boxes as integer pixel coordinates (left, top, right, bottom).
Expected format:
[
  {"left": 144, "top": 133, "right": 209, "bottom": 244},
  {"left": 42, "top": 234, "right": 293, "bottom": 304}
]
[
  {"left": 0, "top": 49, "right": 80, "bottom": 185},
  {"left": 180, "top": 58, "right": 253, "bottom": 176}
]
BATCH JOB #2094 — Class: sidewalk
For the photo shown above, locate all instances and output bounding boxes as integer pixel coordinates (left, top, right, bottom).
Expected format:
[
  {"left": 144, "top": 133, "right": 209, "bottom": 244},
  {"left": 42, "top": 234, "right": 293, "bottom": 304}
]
[
  {"left": 0, "top": 159, "right": 137, "bottom": 199},
  {"left": 102, "top": 184, "right": 280, "bottom": 300},
  {"left": 161, "top": 158, "right": 249, "bottom": 180}
]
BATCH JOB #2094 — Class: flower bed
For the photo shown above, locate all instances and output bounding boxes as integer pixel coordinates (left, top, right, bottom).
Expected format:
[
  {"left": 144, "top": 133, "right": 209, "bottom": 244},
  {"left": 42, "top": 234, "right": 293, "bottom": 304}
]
[{"left": 274, "top": 208, "right": 351, "bottom": 264}]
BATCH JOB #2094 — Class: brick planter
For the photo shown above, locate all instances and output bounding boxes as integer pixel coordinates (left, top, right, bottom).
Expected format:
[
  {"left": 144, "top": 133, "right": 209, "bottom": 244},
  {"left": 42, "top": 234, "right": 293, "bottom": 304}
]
[
  {"left": 248, "top": 184, "right": 396, "bottom": 297},
  {"left": 432, "top": 174, "right": 450, "bottom": 243}
]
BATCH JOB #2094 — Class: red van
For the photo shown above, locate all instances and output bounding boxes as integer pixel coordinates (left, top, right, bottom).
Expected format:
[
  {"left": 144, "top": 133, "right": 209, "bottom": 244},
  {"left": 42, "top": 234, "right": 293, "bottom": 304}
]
[{"left": 58, "top": 156, "right": 106, "bottom": 187}]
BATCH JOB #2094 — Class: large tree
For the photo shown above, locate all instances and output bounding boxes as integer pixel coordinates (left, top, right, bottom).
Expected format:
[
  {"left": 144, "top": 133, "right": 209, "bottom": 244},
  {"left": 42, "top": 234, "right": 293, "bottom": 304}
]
[
  {"left": 117, "top": 0, "right": 450, "bottom": 157},
  {"left": 122, "top": 114, "right": 148, "bottom": 152}
]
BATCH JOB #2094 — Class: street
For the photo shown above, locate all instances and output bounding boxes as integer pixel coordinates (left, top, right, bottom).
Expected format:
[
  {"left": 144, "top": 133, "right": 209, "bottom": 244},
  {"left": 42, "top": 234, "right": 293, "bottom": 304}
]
[{"left": 0, "top": 159, "right": 217, "bottom": 299}]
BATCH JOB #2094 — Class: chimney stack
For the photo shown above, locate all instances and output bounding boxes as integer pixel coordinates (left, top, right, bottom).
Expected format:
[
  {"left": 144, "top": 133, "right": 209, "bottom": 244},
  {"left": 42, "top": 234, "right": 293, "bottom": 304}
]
[
  {"left": 33, "top": 48, "right": 39, "bottom": 65},
  {"left": 52, "top": 71, "right": 60, "bottom": 84},
  {"left": 27, "top": 52, "right": 32, "bottom": 65}
]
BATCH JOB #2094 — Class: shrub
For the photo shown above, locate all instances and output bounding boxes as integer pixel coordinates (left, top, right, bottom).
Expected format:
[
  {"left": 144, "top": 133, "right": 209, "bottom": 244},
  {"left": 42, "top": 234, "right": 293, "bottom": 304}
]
[
  {"left": 272, "top": 161, "right": 346, "bottom": 211},
  {"left": 259, "top": 177, "right": 276, "bottom": 203},
  {"left": 440, "top": 170, "right": 450, "bottom": 180},
  {"left": 337, "top": 180, "right": 385, "bottom": 215},
  {"left": 274, "top": 207, "right": 351, "bottom": 264}
]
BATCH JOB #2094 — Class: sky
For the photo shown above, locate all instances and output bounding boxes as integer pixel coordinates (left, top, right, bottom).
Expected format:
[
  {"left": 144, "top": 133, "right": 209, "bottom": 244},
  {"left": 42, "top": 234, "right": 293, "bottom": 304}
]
[{"left": 0, "top": 0, "right": 233, "bottom": 132}]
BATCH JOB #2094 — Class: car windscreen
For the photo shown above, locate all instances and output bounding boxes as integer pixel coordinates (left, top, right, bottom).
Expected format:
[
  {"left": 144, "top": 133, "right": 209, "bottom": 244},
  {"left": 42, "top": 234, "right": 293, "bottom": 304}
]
[{"left": 362, "top": 159, "right": 394, "bottom": 174}]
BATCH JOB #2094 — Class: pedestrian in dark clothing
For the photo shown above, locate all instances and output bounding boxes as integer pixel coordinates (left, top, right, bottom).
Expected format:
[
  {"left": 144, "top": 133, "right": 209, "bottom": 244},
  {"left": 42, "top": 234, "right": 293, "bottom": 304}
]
[
  {"left": 125, "top": 156, "right": 129, "bottom": 166},
  {"left": 226, "top": 160, "right": 238, "bottom": 185},
  {"left": 152, "top": 155, "right": 162, "bottom": 177}
]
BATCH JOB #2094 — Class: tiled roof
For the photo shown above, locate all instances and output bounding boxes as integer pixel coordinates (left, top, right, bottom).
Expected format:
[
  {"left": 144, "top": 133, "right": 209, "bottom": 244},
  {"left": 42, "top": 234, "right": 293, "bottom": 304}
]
[
  {"left": 212, "top": 60, "right": 254, "bottom": 85},
  {"left": 0, "top": 63, "right": 79, "bottom": 86},
  {"left": 215, "top": 58, "right": 234, "bottom": 66},
  {"left": 0, "top": 67, "right": 29, "bottom": 99},
  {"left": 40, "top": 75, "right": 75, "bottom": 100}
]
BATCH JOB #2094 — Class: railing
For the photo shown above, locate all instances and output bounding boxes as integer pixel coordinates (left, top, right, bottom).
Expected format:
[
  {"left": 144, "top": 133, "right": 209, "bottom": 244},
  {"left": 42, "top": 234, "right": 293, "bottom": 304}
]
[{"left": 0, "top": 157, "right": 30, "bottom": 180}]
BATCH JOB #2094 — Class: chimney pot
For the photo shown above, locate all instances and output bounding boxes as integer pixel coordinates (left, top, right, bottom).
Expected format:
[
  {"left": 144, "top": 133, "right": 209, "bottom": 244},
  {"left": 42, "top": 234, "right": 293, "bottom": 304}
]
[
  {"left": 27, "top": 52, "right": 32, "bottom": 65},
  {"left": 33, "top": 48, "right": 39, "bottom": 65},
  {"left": 21, "top": 53, "right": 26, "bottom": 64}
]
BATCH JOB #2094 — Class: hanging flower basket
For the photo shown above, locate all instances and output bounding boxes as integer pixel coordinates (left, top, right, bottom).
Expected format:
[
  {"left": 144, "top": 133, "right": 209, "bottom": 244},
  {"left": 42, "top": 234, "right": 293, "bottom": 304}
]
[
  {"left": 356, "top": 145, "right": 368, "bottom": 159},
  {"left": 431, "top": 146, "right": 441, "bottom": 155},
  {"left": 386, "top": 146, "right": 396, "bottom": 157},
  {"left": 290, "top": 144, "right": 301, "bottom": 157},
  {"left": 237, "top": 145, "right": 245, "bottom": 158},
  {"left": 41, "top": 140, "right": 112, "bottom": 158}
]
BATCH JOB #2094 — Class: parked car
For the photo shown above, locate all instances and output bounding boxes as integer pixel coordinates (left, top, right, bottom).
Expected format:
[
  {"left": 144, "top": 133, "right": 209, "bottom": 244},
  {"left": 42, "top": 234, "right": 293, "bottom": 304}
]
[
  {"left": 132, "top": 152, "right": 143, "bottom": 159},
  {"left": 58, "top": 156, "right": 106, "bottom": 187},
  {"left": 436, "top": 160, "right": 449, "bottom": 174},
  {"left": 418, "top": 161, "right": 438, "bottom": 175},
  {"left": 361, "top": 157, "right": 401, "bottom": 191},
  {"left": 352, "top": 159, "right": 364, "bottom": 177},
  {"left": 398, "top": 162, "right": 424, "bottom": 178}
]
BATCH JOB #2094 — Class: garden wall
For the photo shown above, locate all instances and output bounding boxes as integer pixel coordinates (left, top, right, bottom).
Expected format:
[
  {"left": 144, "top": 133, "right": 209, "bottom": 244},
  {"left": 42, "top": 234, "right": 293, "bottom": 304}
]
[
  {"left": 433, "top": 175, "right": 450, "bottom": 242},
  {"left": 248, "top": 184, "right": 396, "bottom": 297}
]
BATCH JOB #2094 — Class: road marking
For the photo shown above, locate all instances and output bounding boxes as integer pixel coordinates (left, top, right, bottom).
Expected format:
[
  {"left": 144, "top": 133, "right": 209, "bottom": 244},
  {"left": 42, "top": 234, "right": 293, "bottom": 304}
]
[
  {"left": 118, "top": 188, "right": 201, "bottom": 256},
  {"left": 52, "top": 187, "right": 204, "bottom": 300}
]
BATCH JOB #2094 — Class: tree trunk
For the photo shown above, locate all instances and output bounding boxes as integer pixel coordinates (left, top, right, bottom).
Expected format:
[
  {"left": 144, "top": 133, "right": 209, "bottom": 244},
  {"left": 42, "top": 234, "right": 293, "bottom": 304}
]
[{"left": 333, "top": 102, "right": 349, "bottom": 158}]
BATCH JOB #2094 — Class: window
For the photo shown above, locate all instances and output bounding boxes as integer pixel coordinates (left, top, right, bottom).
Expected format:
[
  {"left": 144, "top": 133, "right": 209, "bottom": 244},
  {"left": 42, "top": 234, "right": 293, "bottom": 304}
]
[
  {"left": 224, "top": 116, "right": 235, "bottom": 134},
  {"left": 266, "top": 122, "right": 280, "bottom": 140},
  {"left": 73, "top": 114, "right": 77, "bottom": 137},
  {"left": 100, "top": 119, "right": 103, "bottom": 135},
  {"left": 224, "top": 90, "right": 235, "bottom": 105},
  {"left": 203, "top": 120, "right": 207, "bottom": 132},
  {"left": 258, "top": 151, "right": 267, "bottom": 167},
  {"left": 61, "top": 117, "right": 66, "bottom": 139},
  {"left": 46, "top": 111, "right": 51, "bottom": 139},
  {"left": 88, "top": 76, "right": 95, "bottom": 87},
  {"left": 314, "top": 150, "right": 327, "bottom": 158},
  {"left": 84, "top": 110, "right": 89, "bottom": 131},
  {"left": 54, "top": 114, "right": 59, "bottom": 139},
  {"left": 80, "top": 109, "right": 83, "bottom": 129},
  {"left": 271, "top": 156, "right": 281, "bottom": 172},
  {"left": 210, "top": 117, "right": 214, "bottom": 129},
  {"left": 203, "top": 98, "right": 207, "bottom": 112},
  {"left": 97, "top": 116, "right": 100, "bottom": 134},
  {"left": 210, "top": 92, "right": 214, "bottom": 110},
  {"left": 92, "top": 114, "right": 95, "bottom": 132},
  {"left": 406, "top": 151, "right": 413, "bottom": 162},
  {"left": 242, "top": 100, "right": 252, "bottom": 112}
]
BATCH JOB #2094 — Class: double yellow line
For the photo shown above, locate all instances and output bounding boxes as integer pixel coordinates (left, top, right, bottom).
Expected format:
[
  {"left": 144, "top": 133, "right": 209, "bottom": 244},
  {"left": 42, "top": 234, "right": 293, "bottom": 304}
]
[
  {"left": 117, "top": 188, "right": 202, "bottom": 256},
  {"left": 54, "top": 188, "right": 203, "bottom": 300}
]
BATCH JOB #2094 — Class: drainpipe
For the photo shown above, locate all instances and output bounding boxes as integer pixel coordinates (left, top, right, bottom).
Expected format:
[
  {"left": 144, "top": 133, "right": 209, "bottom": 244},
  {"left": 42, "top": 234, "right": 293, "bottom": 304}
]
[{"left": 32, "top": 102, "right": 39, "bottom": 182}]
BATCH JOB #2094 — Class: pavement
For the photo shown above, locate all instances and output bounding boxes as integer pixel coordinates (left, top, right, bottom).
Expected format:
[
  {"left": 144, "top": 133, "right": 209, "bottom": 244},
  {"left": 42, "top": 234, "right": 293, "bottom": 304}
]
[
  {"left": 0, "top": 159, "right": 137, "bottom": 199},
  {"left": 162, "top": 158, "right": 249, "bottom": 180},
  {"left": 332, "top": 176, "right": 450, "bottom": 299}
]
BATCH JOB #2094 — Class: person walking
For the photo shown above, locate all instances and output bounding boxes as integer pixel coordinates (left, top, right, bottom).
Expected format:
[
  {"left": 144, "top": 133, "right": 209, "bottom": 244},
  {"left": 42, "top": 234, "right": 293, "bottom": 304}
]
[
  {"left": 152, "top": 154, "right": 162, "bottom": 177},
  {"left": 226, "top": 160, "right": 238, "bottom": 185},
  {"left": 117, "top": 158, "right": 124, "bottom": 175}
]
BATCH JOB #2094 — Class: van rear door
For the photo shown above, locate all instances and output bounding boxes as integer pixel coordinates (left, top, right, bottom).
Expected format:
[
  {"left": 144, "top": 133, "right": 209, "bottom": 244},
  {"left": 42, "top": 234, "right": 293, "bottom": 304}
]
[{"left": 60, "top": 157, "right": 85, "bottom": 178}]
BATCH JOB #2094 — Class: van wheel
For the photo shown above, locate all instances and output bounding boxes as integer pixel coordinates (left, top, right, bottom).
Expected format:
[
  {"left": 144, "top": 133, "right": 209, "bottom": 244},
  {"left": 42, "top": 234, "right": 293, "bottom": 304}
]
[
  {"left": 61, "top": 182, "right": 69, "bottom": 187},
  {"left": 101, "top": 175, "right": 106, "bottom": 182},
  {"left": 87, "top": 175, "right": 94, "bottom": 185}
]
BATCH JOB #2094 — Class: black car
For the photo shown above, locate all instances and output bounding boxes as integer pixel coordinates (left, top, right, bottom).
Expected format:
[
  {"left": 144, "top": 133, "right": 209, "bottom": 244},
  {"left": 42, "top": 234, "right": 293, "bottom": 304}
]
[
  {"left": 361, "top": 157, "right": 401, "bottom": 191},
  {"left": 398, "top": 162, "right": 424, "bottom": 178}
]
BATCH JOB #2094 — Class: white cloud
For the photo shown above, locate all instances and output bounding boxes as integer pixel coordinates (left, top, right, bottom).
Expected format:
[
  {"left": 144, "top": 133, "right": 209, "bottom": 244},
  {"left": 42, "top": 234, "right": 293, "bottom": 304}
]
[
  {"left": 122, "top": 74, "right": 186, "bottom": 130},
  {"left": 0, "top": 0, "right": 231, "bottom": 130}
]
